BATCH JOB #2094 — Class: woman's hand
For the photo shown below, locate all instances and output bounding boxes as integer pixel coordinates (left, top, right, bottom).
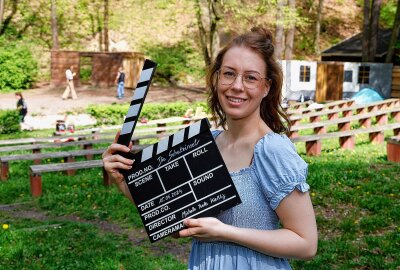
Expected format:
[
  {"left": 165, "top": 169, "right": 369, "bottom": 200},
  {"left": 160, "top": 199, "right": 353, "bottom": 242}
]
[
  {"left": 178, "top": 217, "right": 228, "bottom": 242},
  {"left": 102, "top": 131, "right": 133, "bottom": 184}
]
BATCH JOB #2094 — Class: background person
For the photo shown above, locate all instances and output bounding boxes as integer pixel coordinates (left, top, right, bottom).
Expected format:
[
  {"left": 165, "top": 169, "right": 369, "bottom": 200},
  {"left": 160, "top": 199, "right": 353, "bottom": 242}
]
[
  {"left": 102, "top": 26, "right": 318, "bottom": 270},
  {"left": 62, "top": 65, "right": 77, "bottom": 100},
  {"left": 115, "top": 67, "right": 125, "bottom": 99},
  {"left": 15, "top": 92, "right": 28, "bottom": 122}
]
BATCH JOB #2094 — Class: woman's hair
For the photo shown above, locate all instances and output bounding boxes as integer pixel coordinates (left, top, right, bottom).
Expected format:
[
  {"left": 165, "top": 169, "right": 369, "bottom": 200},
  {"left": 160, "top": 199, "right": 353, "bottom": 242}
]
[
  {"left": 15, "top": 92, "right": 23, "bottom": 98},
  {"left": 206, "top": 26, "right": 289, "bottom": 134}
]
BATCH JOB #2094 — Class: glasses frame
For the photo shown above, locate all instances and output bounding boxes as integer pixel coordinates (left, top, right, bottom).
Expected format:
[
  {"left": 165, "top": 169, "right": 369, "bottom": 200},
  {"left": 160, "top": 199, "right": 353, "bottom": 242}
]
[{"left": 217, "top": 68, "right": 270, "bottom": 89}]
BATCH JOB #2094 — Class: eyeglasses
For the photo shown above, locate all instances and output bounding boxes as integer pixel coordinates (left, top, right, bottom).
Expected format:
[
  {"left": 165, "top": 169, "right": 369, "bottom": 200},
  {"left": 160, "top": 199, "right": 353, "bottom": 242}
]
[{"left": 218, "top": 67, "right": 269, "bottom": 89}]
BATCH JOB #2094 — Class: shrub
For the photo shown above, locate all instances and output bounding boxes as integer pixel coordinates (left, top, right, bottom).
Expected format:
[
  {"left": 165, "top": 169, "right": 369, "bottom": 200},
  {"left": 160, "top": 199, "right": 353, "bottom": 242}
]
[
  {"left": 86, "top": 101, "right": 208, "bottom": 126},
  {"left": 0, "top": 38, "right": 38, "bottom": 92},
  {"left": 142, "top": 41, "right": 205, "bottom": 85},
  {"left": 0, "top": 110, "right": 20, "bottom": 134}
]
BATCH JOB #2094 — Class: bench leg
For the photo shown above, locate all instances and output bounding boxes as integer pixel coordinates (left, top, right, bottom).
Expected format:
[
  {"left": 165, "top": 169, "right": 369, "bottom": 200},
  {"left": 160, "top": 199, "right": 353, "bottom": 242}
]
[
  {"left": 328, "top": 112, "right": 338, "bottom": 120},
  {"left": 357, "top": 108, "right": 367, "bottom": 114},
  {"left": 291, "top": 119, "right": 300, "bottom": 126},
  {"left": 102, "top": 167, "right": 112, "bottom": 186},
  {"left": 1, "top": 161, "right": 9, "bottom": 181},
  {"left": 369, "top": 105, "right": 378, "bottom": 112},
  {"left": 369, "top": 131, "right": 384, "bottom": 144},
  {"left": 339, "top": 136, "right": 355, "bottom": 150},
  {"left": 342, "top": 110, "right": 352, "bottom": 117},
  {"left": 387, "top": 142, "right": 400, "bottom": 163},
  {"left": 376, "top": 114, "right": 388, "bottom": 125},
  {"left": 394, "top": 128, "right": 400, "bottom": 136},
  {"left": 338, "top": 122, "right": 351, "bottom": 132},
  {"left": 84, "top": 144, "right": 93, "bottom": 160},
  {"left": 359, "top": 118, "right": 371, "bottom": 128},
  {"left": 32, "top": 148, "right": 41, "bottom": 155},
  {"left": 157, "top": 123, "right": 167, "bottom": 134},
  {"left": 288, "top": 131, "right": 299, "bottom": 138},
  {"left": 305, "top": 140, "right": 322, "bottom": 156},
  {"left": 310, "top": 116, "right": 320, "bottom": 123},
  {"left": 314, "top": 126, "right": 326, "bottom": 134},
  {"left": 392, "top": 111, "right": 400, "bottom": 122},
  {"left": 30, "top": 173, "right": 42, "bottom": 197},
  {"left": 64, "top": 156, "right": 76, "bottom": 176}
]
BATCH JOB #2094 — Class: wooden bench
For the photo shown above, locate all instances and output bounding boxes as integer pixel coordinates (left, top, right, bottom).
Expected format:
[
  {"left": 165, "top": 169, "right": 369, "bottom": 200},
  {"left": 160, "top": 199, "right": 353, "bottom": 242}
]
[
  {"left": 30, "top": 160, "right": 104, "bottom": 197},
  {"left": 387, "top": 136, "right": 400, "bottom": 163},
  {"left": 291, "top": 122, "right": 400, "bottom": 156},
  {"left": 289, "top": 107, "right": 400, "bottom": 138},
  {"left": 289, "top": 98, "right": 400, "bottom": 126},
  {"left": 28, "top": 144, "right": 148, "bottom": 197},
  {"left": 286, "top": 100, "right": 355, "bottom": 116},
  {"left": 0, "top": 148, "right": 105, "bottom": 181}
]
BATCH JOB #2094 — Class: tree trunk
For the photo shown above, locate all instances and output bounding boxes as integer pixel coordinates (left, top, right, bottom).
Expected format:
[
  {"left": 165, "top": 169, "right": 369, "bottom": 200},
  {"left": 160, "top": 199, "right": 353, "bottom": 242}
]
[
  {"left": 386, "top": 0, "right": 400, "bottom": 62},
  {"left": 51, "top": 0, "right": 59, "bottom": 50},
  {"left": 362, "top": 0, "right": 371, "bottom": 62},
  {"left": 0, "top": 0, "right": 4, "bottom": 33},
  {"left": 195, "top": 0, "right": 221, "bottom": 67},
  {"left": 0, "top": 0, "right": 18, "bottom": 36},
  {"left": 103, "top": 0, "right": 109, "bottom": 52},
  {"left": 275, "top": 0, "right": 285, "bottom": 59},
  {"left": 368, "top": 0, "right": 382, "bottom": 61},
  {"left": 315, "top": 0, "right": 324, "bottom": 56},
  {"left": 285, "top": 0, "right": 296, "bottom": 60}
]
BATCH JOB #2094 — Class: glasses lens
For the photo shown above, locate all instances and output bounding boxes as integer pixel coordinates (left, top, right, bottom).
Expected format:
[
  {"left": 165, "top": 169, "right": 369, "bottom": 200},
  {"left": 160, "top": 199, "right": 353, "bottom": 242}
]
[
  {"left": 243, "top": 73, "right": 262, "bottom": 89},
  {"left": 219, "top": 68, "right": 236, "bottom": 85}
]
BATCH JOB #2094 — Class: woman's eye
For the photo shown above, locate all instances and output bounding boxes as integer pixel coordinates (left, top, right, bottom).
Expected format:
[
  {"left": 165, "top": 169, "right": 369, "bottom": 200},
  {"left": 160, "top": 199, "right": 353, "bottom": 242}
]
[
  {"left": 223, "top": 71, "right": 236, "bottom": 78},
  {"left": 244, "top": 74, "right": 258, "bottom": 82}
]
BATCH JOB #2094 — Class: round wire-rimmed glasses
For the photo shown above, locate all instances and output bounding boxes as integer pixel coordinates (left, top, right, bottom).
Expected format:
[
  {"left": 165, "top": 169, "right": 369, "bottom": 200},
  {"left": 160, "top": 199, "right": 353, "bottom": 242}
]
[{"left": 218, "top": 67, "right": 270, "bottom": 89}]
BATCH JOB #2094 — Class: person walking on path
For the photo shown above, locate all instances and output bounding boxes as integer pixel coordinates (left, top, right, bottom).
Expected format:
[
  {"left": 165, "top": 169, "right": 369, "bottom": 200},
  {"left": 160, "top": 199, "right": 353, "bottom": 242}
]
[
  {"left": 62, "top": 65, "right": 78, "bottom": 100},
  {"left": 15, "top": 92, "right": 33, "bottom": 130},
  {"left": 115, "top": 67, "right": 125, "bottom": 99},
  {"left": 15, "top": 92, "right": 28, "bottom": 122},
  {"left": 102, "top": 26, "right": 318, "bottom": 270}
]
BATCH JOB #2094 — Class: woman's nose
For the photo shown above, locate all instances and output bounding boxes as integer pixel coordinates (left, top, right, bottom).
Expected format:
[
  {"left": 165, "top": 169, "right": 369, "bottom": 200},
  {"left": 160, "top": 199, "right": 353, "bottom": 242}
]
[{"left": 231, "top": 74, "right": 244, "bottom": 90}]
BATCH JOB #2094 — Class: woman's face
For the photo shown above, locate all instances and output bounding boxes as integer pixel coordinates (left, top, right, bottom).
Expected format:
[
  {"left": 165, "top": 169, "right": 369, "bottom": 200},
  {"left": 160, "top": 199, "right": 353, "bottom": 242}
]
[{"left": 217, "top": 46, "right": 270, "bottom": 122}]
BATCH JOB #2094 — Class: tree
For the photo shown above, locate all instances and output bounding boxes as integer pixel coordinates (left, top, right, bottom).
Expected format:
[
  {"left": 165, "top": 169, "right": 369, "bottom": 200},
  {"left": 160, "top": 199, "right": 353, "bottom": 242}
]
[
  {"left": 0, "top": 0, "right": 18, "bottom": 36},
  {"left": 103, "top": 0, "right": 109, "bottom": 52},
  {"left": 0, "top": 0, "right": 4, "bottom": 32},
  {"left": 314, "top": 0, "right": 324, "bottom": 56},
  {"left": 275, "top": 0, "right": 285, "bottom": 59},
  {"left": 386, "top": 0, "right": 400, "bottom": 62},
  {"left": 284, "top": 0, "right": 296, "bottom": 60},
  {"left": 362, "top": 0, "right": 382, "bottom": 62},
  {"left": 51, "top": 0, "right": 59, "bottom": 50},
  {"left": 195, "top": 0, "right": 222, "bottom": 67}
]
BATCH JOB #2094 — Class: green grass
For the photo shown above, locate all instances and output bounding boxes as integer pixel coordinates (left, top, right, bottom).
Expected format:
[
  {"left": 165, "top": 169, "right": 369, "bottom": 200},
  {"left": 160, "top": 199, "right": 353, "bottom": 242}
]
[{"left": 1, "top": 124, "right": 399, "bottom": 269}]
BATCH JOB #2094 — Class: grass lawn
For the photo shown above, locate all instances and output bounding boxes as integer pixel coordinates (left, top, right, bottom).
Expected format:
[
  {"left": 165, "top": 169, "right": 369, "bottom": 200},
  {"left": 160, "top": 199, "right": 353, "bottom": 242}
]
[{"left": 0, "top": 126, "right": 399, "bottom": 269}]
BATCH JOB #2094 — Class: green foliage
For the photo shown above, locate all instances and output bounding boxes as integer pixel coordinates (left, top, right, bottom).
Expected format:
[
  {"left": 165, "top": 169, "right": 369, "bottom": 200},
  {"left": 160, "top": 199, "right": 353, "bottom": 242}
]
[
  {"left": 142, "top": 41, "right": 205, "bottom": 85},
  {"left": 380, "top": 0, "right": 397, "bottom": 28},
  {"left": 0, "top": 38, "right": 38, "bottom": 92},
  {"left": 86, "top": 101, "right": 208, "bottom": 126},
  {"left": 0, "top": 110, "right": 20, "bottom": 134}
]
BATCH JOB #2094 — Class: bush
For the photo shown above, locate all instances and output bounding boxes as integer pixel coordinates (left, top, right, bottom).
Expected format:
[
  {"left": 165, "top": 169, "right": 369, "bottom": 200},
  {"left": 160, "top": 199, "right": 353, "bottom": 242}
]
[
  {"left": 86, "top": 101, "right": 208, "bottom": 126},
  {"left": 142, "top": 41, "right": 205, "bottom": 85},
  {"left": 0, "top": 110, "right": 20, "bottom": 134},
  {"left": 0, "top": 38, "right": 38, "bottom": 92}
]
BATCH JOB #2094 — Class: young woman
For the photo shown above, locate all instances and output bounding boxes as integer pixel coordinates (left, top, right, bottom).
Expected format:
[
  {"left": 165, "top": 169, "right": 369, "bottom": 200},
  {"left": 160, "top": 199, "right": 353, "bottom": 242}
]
[{"left": 102, "top": 26, "right": 317, "bottom": 269}]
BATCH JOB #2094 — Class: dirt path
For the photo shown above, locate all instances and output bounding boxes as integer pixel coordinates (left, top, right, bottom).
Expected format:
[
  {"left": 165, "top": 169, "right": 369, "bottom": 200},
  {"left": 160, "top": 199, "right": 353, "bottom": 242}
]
[{"left": 0, "top": 84, "right": 206, "bottom": 115}]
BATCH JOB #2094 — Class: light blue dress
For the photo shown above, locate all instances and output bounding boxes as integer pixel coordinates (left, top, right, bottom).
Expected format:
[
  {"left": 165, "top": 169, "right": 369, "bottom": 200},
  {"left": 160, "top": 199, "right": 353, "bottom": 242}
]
[{"left": 188, "top": 131, "right": 309, "bottom": 270}]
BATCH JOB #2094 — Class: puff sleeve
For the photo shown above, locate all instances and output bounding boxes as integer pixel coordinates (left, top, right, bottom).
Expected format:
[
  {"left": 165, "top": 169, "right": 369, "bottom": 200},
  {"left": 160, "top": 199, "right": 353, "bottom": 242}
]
[{"left": 253, "top": 134, "right": 309, "bottom": 210}]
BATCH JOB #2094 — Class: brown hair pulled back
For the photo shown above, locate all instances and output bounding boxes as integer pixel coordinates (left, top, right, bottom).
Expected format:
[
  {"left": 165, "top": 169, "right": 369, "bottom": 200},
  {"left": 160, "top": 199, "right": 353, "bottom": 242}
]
[{"left": 206, "top": 26, "right": 289, "bottom": 134}]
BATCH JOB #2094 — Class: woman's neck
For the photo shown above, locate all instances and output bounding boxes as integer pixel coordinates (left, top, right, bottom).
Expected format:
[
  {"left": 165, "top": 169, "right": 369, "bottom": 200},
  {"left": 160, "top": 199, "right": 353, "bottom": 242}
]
[{"left": 224, "top": 116, "right": 270, "bottom": 143}]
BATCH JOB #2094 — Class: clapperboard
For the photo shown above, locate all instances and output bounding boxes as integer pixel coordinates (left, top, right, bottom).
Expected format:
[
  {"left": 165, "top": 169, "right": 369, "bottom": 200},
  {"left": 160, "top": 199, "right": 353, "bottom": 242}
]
[{"left": 117, "top": 59, "right": 241, "bottom": 243}]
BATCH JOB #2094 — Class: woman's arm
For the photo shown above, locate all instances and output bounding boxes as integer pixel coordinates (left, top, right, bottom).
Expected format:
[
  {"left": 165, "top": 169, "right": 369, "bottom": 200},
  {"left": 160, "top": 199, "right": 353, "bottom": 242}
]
[
  {"left": 102, "top": 131, "right": 135, "bottom": 203},
  {"left": 179, "top": 189, "right": 318, "bottom": 260}
]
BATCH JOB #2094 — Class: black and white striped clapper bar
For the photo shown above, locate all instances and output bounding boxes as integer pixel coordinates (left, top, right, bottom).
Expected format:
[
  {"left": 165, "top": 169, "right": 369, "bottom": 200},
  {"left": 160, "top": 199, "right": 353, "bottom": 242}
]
[
  {"left": 121, "top": 118, "right": 242, "bottom": 242},
  {"left": 117, "top": 59, "right": 157, "bottom": 147}
]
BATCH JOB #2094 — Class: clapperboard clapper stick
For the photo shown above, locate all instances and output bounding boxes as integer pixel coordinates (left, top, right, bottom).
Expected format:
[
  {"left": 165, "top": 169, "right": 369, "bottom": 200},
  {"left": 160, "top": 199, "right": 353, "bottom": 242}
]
[
  {"left": 117, "top": 59, "right": 157, "bottom": 149},
  {"left": 121, "top": 118, "right": 242, "bottom": 243}
]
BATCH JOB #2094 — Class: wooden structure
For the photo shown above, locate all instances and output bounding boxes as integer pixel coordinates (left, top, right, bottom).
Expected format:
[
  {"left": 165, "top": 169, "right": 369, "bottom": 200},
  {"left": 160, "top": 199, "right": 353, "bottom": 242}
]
[
  {"left": 51, "top": 50, "right": 145, "bottom": 88},
  {"left": 387, "top": 136, "right": 400, "bottom": 163},
  {"left": 391, "top": 66, "right": 400, "bottom": 98},
  {"left": 316, "top": 62, "right": 344, "bottom": 102}
]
